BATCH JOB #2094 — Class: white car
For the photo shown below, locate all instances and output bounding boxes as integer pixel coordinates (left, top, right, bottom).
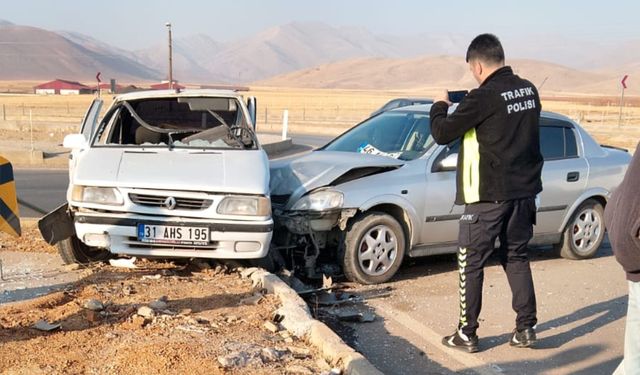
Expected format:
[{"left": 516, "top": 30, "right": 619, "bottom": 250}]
[{"left": 40, "top": 90, "right": 273, "bottom": 264}]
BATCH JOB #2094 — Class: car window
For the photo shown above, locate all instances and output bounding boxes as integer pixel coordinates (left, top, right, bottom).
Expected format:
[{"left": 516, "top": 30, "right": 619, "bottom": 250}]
[
  {"left": 564, "top": 127, "right": 578, "bottom": 157},
  {"left": 539, "top": 118, "right": 579, "bottom": 160},
  {"left": 80, "top": 99, "right": 103, "bottom": 142},
  {"left": 540, "top": 126, "right": 565, "bottom": 160},
  {"left": 323, "top": 111, "right": 433, "bottom": 161}
]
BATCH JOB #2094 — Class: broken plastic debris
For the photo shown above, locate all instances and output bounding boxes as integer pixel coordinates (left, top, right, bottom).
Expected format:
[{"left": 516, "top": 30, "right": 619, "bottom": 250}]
[
  {"left": 335, "top": 311, "right": 375, "bottom": 323},
  {"left": 142, "top": 274, "right": 162, "bottom": 280},
  {"left": 109, "top": 257, "right": 137, "bottom": 269},
  {"left": 33, "top": 319, "right": 61, "bottom": 331},
  {"left": 322, "top": 274, "right": 333, "bottom": 289}
]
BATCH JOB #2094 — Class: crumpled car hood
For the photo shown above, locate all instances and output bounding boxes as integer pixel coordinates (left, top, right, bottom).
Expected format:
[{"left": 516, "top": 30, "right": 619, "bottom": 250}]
[
  {"left": 269, "top": 151, "right": 404, "bottom": 209},
  {"left": 73, "top": 148, "right": 269, "bottom": 195}
]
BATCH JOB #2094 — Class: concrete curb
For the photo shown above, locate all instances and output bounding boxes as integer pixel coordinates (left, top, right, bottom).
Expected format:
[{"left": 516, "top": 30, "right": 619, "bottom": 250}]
[{"left": 242, "top": 268, "right": 383, "bottom": 375}]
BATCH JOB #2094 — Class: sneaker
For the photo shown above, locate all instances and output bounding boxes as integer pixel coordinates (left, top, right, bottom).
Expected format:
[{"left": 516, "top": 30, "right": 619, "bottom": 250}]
[
  {"left": 510, "top": 327, "right": 537, "bottom": 348},
  {"left": 442, "top": 330, "right": 479, "bottom": 353}
]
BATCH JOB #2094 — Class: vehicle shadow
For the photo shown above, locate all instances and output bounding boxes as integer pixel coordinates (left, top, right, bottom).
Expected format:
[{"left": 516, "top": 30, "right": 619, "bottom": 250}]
[
  {"left": 467, "top": 344, "right": 618, "bottom": 375},
  {"left": 393, "top": 240, "right": 615, "bottom": 284}
]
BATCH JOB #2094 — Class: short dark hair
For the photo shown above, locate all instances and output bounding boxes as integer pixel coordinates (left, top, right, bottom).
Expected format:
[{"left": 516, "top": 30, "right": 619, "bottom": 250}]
[{"left": 465, "top": 33, "right": 505, "bottom": 65}]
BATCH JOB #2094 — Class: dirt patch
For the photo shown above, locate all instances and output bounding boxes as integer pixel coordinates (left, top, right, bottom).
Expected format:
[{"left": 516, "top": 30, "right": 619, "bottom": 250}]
[
  {"left": 0, "top": 221, "right": 56, "bottom": 254},
  {"left": 0, "top": 260, "right": 326, "bottom": 374}
]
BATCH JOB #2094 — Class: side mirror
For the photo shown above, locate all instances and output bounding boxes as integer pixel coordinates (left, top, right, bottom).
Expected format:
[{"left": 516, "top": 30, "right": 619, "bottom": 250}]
[
  {"left": 246, "top": 96, "right": 257, "bottom": 130},
  {"left": 437, "top": 153, "right": 458, "bottom": 172},
  {"left": 63, "top": 134, "right": 88, "bottom": 150}
]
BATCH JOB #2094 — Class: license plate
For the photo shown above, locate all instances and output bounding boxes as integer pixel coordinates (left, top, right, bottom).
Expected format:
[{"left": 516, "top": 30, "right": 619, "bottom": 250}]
[{"left": 137, "top": 224, "right": 209, "bottom": 246}]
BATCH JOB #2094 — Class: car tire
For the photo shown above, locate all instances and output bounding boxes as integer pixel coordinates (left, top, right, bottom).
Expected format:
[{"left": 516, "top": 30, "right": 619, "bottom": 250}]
[
  {"left": 57, "top": 236, "right": 112, "bottom": 265},
  {"left": 554, "top": 199, "right": 605, "bottom": 260},
  {"left": 341, "top": 212, "right": 406, "bottom": 284}
]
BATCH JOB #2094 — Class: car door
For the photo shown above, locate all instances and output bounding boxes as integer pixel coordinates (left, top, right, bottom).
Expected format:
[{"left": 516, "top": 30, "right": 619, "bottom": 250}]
[
  {"left": 79, "top": 99, "right": 103, "bottom": 142},
  {"left": 535, "top": 118, "right": 588, "bottom": 236},
  {"left": 420, "top": 140, "right": 462, "bottom": 246},
  {"left": 69, "top": 99, "right": 103, "bottom": 178}
]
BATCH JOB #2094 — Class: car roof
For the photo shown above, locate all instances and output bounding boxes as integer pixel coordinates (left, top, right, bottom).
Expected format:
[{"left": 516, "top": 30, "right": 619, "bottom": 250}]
[
  {"left": 387, "top": 98, "right": 433, "bottom": 102},
  {"left": 392, "top": 103, "right": 574, "bottom": 122},
  {"left": 113, "top": 89, "right": 243, "bottom": 102}
]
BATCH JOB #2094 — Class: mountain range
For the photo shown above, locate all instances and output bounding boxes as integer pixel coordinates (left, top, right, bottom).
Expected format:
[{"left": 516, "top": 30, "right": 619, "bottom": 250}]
[
  {"left": 257, "top": 56, "right": 640, "bottom": 95},
  {"left": 0, "top": 19, "right": 637, "bottom": 95},
  {"left": 0, "top": 20, "right": 158, "bottom": 81}
]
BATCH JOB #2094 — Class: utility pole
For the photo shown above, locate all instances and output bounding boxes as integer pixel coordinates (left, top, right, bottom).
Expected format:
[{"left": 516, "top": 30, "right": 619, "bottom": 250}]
[{"left": 166, "top": 22, "right": 173, "bottom": 90}]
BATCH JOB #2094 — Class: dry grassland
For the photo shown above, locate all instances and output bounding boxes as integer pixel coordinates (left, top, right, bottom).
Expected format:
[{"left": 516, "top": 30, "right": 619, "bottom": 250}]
[{"left": 0, "top": 82, "right": 638, "bottom": 153}]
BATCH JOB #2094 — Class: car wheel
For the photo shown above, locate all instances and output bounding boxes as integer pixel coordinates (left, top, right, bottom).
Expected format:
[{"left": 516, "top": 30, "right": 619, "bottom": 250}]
[
  {"left": 57, "top": 236, "right": 112, "bottom": 265},
  {"left": 554, "top": 199, "right": 605, "bottom": 260},
  {"left": 341, "top": 212, "right": 405, "bottom": 284}
]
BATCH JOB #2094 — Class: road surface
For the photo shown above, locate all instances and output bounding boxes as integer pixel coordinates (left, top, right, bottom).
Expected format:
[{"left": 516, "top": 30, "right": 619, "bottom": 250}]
[{"left": 337, "top": 242, "right": 626, "bottom": 374}]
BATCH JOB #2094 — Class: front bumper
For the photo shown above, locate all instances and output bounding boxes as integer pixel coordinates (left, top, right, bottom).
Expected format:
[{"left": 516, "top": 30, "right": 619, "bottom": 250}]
[{"left": 74, "top": 213, "right": 273, "bottom": 259}]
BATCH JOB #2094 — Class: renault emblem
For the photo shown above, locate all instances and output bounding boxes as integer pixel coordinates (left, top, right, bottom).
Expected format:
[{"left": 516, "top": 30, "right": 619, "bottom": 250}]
[{"left": 164, "top": 197, "right": 177, "bottom": 210}]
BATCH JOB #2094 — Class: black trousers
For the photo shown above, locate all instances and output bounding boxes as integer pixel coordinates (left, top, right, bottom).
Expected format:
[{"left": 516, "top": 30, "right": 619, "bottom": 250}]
[{"left": 457, "top": 197, "right": 538, "bottom": 336}]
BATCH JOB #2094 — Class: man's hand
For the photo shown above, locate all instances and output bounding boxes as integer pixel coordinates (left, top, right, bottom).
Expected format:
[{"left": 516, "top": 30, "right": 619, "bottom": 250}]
[{"left": 435, "top": 90, "right": 452, "bottom": 106}]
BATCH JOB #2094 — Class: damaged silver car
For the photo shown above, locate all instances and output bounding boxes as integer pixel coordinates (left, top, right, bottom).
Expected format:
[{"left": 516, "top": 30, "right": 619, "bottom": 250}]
[{"left": 270, "top": 104, "right": 631, "bottom": 284}]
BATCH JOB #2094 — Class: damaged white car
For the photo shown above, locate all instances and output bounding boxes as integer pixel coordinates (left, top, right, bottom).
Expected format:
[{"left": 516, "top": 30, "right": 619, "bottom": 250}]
[
  {"left": 270, "top": 104, "right": 630, "bottom": 284},
  {"left": 39, "top": 90, "right": 273, "bottom": 264}
]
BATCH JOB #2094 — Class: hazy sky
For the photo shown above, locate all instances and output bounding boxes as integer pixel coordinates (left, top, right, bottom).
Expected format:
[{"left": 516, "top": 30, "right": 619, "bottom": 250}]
[{"left": 2, "top": 0, "right": 638, "bottom": 50}]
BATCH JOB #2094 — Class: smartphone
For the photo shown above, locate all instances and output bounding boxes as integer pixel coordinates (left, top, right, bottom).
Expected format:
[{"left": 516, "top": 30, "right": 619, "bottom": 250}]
[{"left": 448, "top": 90, "right": 468, "bottom": 103}]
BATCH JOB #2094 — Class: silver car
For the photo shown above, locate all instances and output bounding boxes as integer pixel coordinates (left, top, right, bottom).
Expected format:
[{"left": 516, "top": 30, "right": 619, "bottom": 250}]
[{"left": 270, "top": 104, "right": 631, "bottom": 284}]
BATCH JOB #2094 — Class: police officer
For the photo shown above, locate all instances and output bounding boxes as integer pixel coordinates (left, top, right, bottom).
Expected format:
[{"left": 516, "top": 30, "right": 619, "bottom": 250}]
[{"left": 430, "top": 33, "right": 543, "bottom": 353}]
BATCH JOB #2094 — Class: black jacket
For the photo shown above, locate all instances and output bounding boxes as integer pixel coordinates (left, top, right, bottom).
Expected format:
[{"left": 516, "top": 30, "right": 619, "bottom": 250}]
[
  {"left": 604, "top": 142, "right": 640, "bottom": 282},
  {"left": 430, "top": 66, "right": 543, "bottom": 205}
]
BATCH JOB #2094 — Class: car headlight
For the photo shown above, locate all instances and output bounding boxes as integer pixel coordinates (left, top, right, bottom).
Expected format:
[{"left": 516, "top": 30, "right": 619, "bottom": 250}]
[
  {"left": 217, "top": 196, "right": 271, "bottom": 216},
  {"left": 72, "top": 185, "right": 124, "bottom": 206},
  {"left": 291, "top": 190, "right": 343, "bottom": 211}
]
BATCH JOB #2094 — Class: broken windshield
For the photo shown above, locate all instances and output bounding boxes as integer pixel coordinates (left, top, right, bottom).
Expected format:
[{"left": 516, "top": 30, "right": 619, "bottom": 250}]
[
  {"left": 93, "top": 97, "right": 257, "bottom": 150},
  {"left": 322, "top": 111, "right": 433, "bottom": 161}
]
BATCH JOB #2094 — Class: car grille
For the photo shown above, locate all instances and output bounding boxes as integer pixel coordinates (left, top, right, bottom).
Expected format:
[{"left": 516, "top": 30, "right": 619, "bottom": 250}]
[{"left": 129, "top": 193, "right": 213, "bottom": 210}]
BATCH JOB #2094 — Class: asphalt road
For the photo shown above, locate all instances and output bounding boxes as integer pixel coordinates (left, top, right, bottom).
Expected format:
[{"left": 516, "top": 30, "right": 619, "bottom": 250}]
[
  {"left": 13, "top": 133, "right": 332, "bottom": 218},
  {"left": 14, "top": 169, "right": 69, "bottom": 218},
  {"left": 339, "top": 242, "right": 627, "bottom": 375}
]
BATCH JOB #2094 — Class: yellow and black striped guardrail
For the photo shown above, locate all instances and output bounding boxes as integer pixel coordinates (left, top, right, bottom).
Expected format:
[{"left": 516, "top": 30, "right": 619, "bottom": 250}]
[{"left": 0, "top": 156, "right": 21, "bottom": 237}]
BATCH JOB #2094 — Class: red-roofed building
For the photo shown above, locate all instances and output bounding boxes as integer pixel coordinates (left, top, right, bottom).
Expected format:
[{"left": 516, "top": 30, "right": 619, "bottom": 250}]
[
  {"left": 34, "top": 79, "right": 92, "bottom": 95},
  {"left": 98, "top": 82, "right": 124, "bottom": 94},
  {"left": 150, "top": 81, "right": 185, "bottom": 90}
]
